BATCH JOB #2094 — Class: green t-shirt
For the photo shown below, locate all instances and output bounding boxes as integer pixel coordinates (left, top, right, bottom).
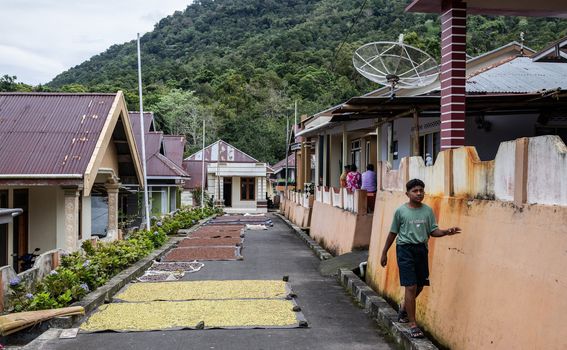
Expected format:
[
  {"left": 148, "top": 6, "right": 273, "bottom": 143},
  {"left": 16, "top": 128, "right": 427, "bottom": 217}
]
[{"left": 390, "top": 203, "right": 438, "bottom": 245}]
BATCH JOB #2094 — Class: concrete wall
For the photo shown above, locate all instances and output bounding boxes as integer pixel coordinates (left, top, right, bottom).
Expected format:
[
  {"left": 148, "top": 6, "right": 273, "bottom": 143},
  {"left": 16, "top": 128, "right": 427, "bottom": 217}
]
[
  {"left": 527, "top": 135, "right": 567, "bottom": 206},
  {"left": 309, "top": 200, "right": 373, "bottom": 255},
  {"left": 280, "top": 198, "right": 312, "bottom": 228},
  {"left": 28, "top": 187, "right": 58, "bottom": 252},
  {"left": 231, "top": 177, "right": 256, "bottom": 210},
  {"left": 100, "top": 140, "right": 120, "bottom": 175},
  {"left": 366, "top": 191, "right": 567, "bottom": 350}
]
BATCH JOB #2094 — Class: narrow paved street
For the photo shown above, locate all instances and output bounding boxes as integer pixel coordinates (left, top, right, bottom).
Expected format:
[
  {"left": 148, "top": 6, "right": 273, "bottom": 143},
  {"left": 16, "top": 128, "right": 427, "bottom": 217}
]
[{"left": 42, "top": 215, "right": 393, "bottom": 350}]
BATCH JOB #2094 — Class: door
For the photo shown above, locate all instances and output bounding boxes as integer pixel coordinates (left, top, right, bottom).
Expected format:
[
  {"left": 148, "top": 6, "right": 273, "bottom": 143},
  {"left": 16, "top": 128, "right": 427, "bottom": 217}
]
[
  {"left": 223, "top": 177, "right": 232, "bottom": 207},
  {"left": 0, "top": 190, "right": 8, "bottom": 266},
  {"left": 13, "top": 189, "right": 28, "bottom": 272}
]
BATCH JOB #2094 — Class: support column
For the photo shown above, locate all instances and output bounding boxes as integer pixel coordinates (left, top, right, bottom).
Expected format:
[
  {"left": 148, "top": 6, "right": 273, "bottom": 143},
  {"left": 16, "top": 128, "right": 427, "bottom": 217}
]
[
  {"left": 106, "top": 181, "right": 120, "bottom": 240},
  {"left": 342, "top": 126, "right": 348, "bottom": 168},
  {"left": 412, "top": 108, "right": 420, "bottom": 156},
  {"left": 303, "top": 142, "right": 311, "bottom": 183},
  {"left": 440, "top": 0, "right": 467, "bottom": 150},
  {"left": 322, "top": 133, "right": 328, "bottom": 186},
  {"left": 376, "top": 125, "right": 382, "bottom": 162},
  {"left": 62, "top": 187, "right": 80, "bottom": 251}
]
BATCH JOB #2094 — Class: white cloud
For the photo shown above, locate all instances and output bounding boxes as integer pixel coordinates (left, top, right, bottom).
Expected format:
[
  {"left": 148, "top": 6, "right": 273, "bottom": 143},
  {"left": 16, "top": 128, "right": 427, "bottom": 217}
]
[{"left": 0, "top": 0, "right": 192, "bottom": 85}]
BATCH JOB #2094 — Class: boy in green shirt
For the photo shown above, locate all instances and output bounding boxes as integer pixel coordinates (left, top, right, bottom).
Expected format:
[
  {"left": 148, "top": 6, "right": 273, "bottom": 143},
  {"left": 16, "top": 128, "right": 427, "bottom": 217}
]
[{"left": 380, "top": 179, "right": 461, "bottom": 338}]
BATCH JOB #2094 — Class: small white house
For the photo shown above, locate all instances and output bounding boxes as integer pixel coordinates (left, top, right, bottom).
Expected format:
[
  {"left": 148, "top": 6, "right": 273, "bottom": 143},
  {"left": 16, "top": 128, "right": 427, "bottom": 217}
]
[{"left": 182, "top": 140, "right": 268, "bottom": 213}]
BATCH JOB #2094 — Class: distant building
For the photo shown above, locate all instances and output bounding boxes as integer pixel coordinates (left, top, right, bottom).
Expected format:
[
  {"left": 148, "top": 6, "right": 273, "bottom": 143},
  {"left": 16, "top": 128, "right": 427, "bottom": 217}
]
[
  {"left": 126, "top": 112, "right": 189, "bottom": 220},
  {"left": 182, "top": 140, "right": 268, "bottom": 213}
]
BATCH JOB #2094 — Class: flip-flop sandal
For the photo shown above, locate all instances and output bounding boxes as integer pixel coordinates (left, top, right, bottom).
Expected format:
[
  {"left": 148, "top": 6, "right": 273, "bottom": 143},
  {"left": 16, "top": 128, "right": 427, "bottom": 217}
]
[
  {"left": 409, "top": 326, "right": 424, "bottom": 338},
  {"left": 397, "top": 307, "right": 409, "bottom": 323}
]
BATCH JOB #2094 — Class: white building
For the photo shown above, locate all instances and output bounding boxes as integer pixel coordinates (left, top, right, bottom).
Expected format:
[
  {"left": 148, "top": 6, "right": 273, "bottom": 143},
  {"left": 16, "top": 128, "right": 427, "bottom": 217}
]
[{"left": 182, "top": 140, "right": 268, "bottom": 213}]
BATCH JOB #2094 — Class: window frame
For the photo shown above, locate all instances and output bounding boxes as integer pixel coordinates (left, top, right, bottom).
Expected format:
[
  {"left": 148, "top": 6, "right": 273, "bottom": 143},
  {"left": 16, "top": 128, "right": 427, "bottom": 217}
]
[{"left": 240, "top": 177, "right": 256, "bottom": 201}]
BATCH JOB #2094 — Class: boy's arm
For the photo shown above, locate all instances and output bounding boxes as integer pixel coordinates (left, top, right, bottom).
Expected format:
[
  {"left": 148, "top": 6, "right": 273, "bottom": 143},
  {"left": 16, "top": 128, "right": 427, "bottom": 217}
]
[
  {"left": 380, "top": 232, "right": 397, "bottom": 267},
  {"left": 430, "top": 227, "right": 461, "bottom": 237}
]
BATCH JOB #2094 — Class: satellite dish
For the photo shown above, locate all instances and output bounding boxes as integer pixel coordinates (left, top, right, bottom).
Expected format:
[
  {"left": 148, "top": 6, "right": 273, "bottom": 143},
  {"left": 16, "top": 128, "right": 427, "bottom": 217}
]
[{"left": 353, "top": 38, "right": 439, "bottom": 97}]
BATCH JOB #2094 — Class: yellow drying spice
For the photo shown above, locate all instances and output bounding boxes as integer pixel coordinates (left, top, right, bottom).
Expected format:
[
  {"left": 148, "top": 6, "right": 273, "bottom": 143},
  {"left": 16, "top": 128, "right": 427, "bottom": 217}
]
[
  {"left": 80, "top": 299, "right": 298, "bottom": 331},
  {"left": 114, "top": 280, "right": 288, "bottom": 302}
]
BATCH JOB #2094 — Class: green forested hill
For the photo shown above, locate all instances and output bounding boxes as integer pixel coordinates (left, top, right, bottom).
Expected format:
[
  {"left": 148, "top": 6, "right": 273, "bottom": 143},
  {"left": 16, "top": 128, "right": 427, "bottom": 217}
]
[{"left": 42, "top": 0, "right": 567, "bottom": 162}]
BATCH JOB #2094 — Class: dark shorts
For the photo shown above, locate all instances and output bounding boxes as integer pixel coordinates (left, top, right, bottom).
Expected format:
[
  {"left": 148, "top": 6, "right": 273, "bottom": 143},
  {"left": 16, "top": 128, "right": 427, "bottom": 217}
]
[{"left": 396, "top": 243, "right": 430, "bottom": 287}]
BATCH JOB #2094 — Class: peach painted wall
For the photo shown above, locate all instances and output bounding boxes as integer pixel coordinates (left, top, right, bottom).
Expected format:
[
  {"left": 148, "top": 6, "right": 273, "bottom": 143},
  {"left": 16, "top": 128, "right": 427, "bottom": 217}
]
[
  {"left": 310, "top": 200, "right": 373, "bottom": 255},
  {"left": 281, "top": 198, "right": 311, "bottom": 228},
  {"left": 366, "top": 191, "right": 567, "bottom": 349}
]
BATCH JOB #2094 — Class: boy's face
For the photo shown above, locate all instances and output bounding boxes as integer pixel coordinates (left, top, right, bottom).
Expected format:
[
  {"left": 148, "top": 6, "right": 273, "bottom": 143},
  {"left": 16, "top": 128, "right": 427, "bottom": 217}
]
[{"left": 406, "top": 185, "right": 425, "bottom": 203}]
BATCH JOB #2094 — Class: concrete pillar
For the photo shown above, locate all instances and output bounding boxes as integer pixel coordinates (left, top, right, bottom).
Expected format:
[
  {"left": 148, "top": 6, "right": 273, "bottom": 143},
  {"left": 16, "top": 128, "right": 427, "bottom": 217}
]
[
  {"left": 376, "top": 126, "right": 382, "bottom": 162},
  {"left": 412, "top": 109, "right": 420, "bottom": 156},
  {"left": 106, "top": 182, "right": 120, "bottom": 240},
  {"left": 303, "top": 142, "right": 311, "bottom": 184},
  {"left": 443, "top": 149, "right": 454, "bottom": 197},
  {"left": 62, "top": 187, "right": 80, "bottom": 251},
  {"left": 514, "top": 138, "right": 529, "bottom": 207},
  {"left": 440, "top": 0, "right": 467, "bottom": 150},
  {"left": 322, "top": 133, "right": 328, "bottom": 186},
  {"left": 342, "top": 126, "right": 348, "bottom": 168},
  {"left": 387, "top": 122, "right": 394, "bottom": 164},
  {"left": 297, "top": 149, "right": 304, "bottom": 191}
]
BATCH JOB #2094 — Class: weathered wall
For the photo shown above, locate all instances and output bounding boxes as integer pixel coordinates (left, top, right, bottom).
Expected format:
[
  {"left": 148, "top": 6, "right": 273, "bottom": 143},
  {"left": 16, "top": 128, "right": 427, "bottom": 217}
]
[
  {"left": 310, "top": 200, "right": 372, "bottom": 255},
  {"left": 527, "top": 135, "right": 567, "bottom": 206},
  {"left": 28, "top": 187, "right": 57, "bottom": 252},
  {"left": 280, "top": 198, "right": 311, "bottom": 228},
  {"left": 366, "top": 191, "right": 567, "bottom": 350}
]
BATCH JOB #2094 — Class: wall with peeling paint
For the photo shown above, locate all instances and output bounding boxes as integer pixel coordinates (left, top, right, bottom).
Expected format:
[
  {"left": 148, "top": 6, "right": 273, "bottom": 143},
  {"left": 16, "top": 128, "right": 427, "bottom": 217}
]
[
  {"left": 310, "top": 200, "right": 372, "bottom": 255},
  {"left": 366, "top": 191, "right": 567, "bottom": 350}
]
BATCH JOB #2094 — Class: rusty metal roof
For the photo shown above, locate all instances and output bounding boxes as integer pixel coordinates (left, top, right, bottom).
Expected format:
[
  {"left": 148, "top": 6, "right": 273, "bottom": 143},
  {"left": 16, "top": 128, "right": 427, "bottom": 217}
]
[
  {"left": 272, "top": 154, "right": 295, "bottom": 173},
  {"left": 0, "top": 93, "right": 118, "bottom": 175},
  {"left": 467, "top": 57, "right": 567, "bottom": 93},
  {"left": 185, "top": 140, "right": 258, "bottom": 163},
  {"left": 128, "top": 112, "right": 189, "bottom": 180},
  {"left": 163, "top": 135, "right": 186, "bottom": 167}
]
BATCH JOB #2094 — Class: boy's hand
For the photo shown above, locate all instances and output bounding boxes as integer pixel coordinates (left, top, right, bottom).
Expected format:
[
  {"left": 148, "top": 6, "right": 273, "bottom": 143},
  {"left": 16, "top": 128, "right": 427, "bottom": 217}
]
[
  {"left": 380, "top": 253, "right": 387, "bottom": 267},
  {"left": 447, "top": 227, "right": 462, "bottom": 235}
]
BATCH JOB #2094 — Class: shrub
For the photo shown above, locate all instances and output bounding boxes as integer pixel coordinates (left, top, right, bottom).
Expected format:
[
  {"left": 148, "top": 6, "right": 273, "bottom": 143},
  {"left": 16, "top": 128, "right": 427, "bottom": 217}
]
[{"left": 5, "top": 207, "right": 220, "bottom": 313}]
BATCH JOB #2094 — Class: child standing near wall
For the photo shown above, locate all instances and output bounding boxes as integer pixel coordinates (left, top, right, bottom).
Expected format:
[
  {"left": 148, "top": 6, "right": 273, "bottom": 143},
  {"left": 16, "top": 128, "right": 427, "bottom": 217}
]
[{"left": 380, "top": 178, "right": 461, "bottom": 338}]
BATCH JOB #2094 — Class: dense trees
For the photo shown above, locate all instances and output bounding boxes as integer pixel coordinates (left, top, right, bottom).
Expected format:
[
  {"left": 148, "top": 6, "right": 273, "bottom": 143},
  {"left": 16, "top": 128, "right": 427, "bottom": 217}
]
[{"left": 4, "top": 0, "right": 567, "bottom": 163}]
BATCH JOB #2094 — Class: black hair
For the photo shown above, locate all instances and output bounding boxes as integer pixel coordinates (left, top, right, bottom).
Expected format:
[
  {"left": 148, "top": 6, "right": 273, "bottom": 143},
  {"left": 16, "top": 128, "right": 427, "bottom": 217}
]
[
  {"left": 406, "top": 178, "right": 425, "bottom": 192},
  {"left": 344, "top": 165, "right": 350, "bottom": 171},
  {"left": 367, "top": 164, "right": 374, "bottom": 171},
  {"left": 350, "top": 164, "right": 357, "bottom": 172}
]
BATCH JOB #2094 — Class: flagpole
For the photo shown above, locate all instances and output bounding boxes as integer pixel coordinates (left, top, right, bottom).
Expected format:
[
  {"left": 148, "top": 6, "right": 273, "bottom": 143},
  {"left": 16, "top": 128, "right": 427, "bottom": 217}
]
[
  {"left": 201, "top": 119, "right": 206, "bottom": 210},
  {"left": 137, "top": 33, "right": 150, "bottom": 230}
]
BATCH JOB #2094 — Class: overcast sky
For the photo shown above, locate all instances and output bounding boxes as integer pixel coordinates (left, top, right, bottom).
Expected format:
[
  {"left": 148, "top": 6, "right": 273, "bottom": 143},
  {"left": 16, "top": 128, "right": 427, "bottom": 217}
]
[{"left": 0, "top": 0, "right": 192, "bottom": 85}]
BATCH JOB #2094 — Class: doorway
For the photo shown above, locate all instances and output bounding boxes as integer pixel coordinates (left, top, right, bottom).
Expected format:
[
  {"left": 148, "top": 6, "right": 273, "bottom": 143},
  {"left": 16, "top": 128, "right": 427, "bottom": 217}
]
[
  {"left": 0, "top": 190, "right": 8, "bottom": 267},
  {"left": 13, "top": 189, "right": 28, "bottom": 272},
  {"left": 223, "top": 177, "right": 232, "bottom": 207}
]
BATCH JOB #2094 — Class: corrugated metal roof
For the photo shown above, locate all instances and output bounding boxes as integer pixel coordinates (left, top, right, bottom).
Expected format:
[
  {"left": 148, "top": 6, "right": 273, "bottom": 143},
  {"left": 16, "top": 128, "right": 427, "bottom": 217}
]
[
  {"left": 0, "top": 93, "right": 117, "bottom": 175},
  {"left": 272, "top": 154, "right": 295, "bottom": 173},
  {"left": 467, "top": 57, "right": 567, "bottom": 93},
  {"left": 182, "top": 160, "right": 205, "bottom": 189},
  {"left": 162, "top": 135, "right": 186, "bottom": 167},
  {"left": 127, "top": 111, "right": 189, "bottom": 180},
  {"left": 185, "top": 140, "right": 258, "bottom": 163}
]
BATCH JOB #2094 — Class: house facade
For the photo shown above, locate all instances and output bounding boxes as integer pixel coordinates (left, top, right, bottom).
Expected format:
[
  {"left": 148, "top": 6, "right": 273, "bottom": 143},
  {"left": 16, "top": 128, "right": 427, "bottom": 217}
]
[
  {"left": 282, "top": 37, "right": 567, "bottom": 349},
  {"left": 0, "top": 92, "right": 143, "bottom": 271},
  {"left": 182, "top": 140, "right": 268, "bottom": 213},
  {"left": 126, "top": 112, "right": 189, "bottom": 219}
]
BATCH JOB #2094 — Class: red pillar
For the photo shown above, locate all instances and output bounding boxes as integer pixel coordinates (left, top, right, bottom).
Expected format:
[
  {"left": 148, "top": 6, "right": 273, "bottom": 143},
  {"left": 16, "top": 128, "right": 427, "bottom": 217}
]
[{"left": 440, "top": 0, "right": 467, "bottom": 149}]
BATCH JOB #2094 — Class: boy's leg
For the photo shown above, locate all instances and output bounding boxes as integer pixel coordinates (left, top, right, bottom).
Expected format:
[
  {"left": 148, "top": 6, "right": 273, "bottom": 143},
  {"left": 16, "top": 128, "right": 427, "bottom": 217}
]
[{"left": 404, "top": 285, "right": 418, "bottom": 326}]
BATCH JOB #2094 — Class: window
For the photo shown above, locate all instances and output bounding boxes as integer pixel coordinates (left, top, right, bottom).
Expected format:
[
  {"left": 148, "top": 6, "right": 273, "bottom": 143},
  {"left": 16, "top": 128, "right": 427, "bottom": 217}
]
[
  {"left": 351, "top": 139, "right": 361, "bottom": 170},
  {"left": 241, "top": 177, "right": 255, "bottom": 201}
]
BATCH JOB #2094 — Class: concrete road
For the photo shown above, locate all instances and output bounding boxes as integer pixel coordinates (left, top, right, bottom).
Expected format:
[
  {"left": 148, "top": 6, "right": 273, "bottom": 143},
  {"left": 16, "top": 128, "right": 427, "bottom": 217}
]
[{"left": 40, "top": 214, "right": 393, "bottom": 350}]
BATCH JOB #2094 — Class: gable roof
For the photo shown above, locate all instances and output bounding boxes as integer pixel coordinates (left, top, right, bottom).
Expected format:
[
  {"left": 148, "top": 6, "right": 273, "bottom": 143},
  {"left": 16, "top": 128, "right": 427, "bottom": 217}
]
[
  {"left": 0, "top": 92, "right": 144, "bottom": 194},
  {"left": 162, "top": 135, "right": 186, "bottom": 167},
  {"left": 272, "top": 153, "right": 296, "bottom": 173},
  {"left": 128, "top": 111, "right": 189, "bottom": 180},
  {"left": 185, "top": 140, "right": 259, "bottom": 163}
]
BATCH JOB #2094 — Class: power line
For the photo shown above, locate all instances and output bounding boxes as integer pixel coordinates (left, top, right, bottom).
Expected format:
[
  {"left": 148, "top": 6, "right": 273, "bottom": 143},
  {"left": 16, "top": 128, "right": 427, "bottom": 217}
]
[{"left": 331, "top": 0, "right": 369, "bottom": 72}]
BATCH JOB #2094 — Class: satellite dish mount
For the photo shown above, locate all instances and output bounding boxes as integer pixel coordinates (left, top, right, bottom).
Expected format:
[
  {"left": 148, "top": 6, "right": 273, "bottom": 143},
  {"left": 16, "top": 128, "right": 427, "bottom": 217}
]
[{"left": 353, "top": 36, "right": 440, "bottom": 98}]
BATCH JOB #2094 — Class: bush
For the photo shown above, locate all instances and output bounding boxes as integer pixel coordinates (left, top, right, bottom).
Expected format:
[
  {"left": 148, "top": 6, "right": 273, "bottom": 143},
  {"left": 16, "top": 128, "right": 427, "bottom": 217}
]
[{"left": 5, "top": 207, "right": 220, "bottom": 313}]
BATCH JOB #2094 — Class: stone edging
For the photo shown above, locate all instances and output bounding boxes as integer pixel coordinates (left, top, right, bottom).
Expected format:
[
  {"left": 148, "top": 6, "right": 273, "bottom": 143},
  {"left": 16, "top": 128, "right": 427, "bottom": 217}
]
[{"left": 274, "top": 212, "right": 439, "bottom": 350}]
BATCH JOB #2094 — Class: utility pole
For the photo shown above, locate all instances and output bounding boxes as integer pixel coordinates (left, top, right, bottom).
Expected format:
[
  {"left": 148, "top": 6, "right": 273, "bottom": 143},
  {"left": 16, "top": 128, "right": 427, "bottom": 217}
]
[
  {"left": 285, "top": 114, "right": 289, "bottom": 192},
  {"left": 201, "top": 119, "right": 206, "bottom": 211},
  {"left": 137, "top": 33, "right": 150, "bottom": 230}
]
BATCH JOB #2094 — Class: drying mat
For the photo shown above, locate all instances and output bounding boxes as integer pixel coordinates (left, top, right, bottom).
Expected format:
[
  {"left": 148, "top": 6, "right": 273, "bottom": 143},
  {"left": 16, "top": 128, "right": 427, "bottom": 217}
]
[
  {"left": 192, "top": 226, "right": 244, "bottom": 234},
  {"left": 178, "top": 237, "right": 242, "bottom": 247},
  {"left": 163, "top": 246, "right": 241, "bottom": 261},
  {"left": 114, "top": 280, "right": 291, "bottom": 302},
  {"left": 148, "top": 261, "right": 205, "bottom": 272},
  {"left": 80, "top": 299, "right": 307, "bottom": 332},
  {"left": 190, "top": 230, "right": 244, "bottom": 239}
]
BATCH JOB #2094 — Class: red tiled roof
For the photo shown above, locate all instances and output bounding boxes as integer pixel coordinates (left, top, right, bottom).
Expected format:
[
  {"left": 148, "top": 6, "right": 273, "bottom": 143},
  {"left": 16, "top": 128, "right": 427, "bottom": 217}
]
[{"left": 0, "top": 93, "right": 118, "bottom": 175}]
